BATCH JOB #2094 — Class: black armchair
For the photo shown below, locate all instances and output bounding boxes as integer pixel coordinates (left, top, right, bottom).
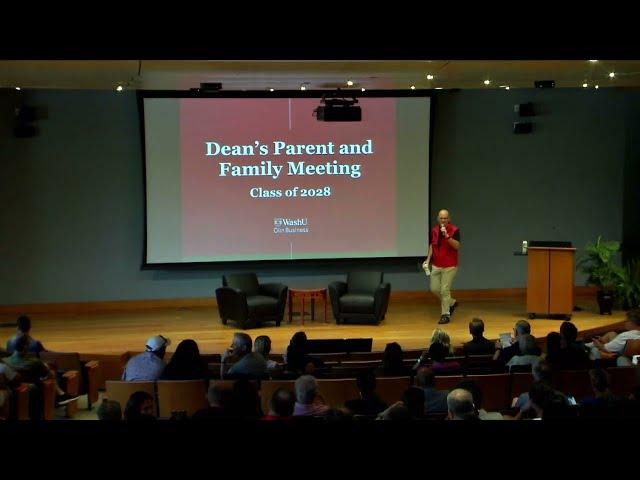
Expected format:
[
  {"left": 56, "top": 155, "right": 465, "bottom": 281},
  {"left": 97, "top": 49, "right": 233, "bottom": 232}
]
[
  {"left": 215, "top": 273, "right": 288, "bottom": 329},
  {"left": 328, "top": 272, "right": 391, "bottom": 325}
]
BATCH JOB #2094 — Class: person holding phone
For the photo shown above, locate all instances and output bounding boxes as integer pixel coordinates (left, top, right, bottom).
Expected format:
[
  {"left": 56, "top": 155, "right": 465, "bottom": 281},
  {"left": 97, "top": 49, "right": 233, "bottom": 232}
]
[{"left": 423, "top": 209, "right": 461, "bottom": 324}]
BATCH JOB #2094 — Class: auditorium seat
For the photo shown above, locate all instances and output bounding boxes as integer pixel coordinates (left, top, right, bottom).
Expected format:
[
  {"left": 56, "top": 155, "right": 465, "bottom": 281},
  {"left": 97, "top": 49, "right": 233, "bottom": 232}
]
[
  {"left": 156, "top": 380, "right": 208, "bottom": 418},
  {"left": 472, "top": 374, "right": 512, "bottom": 410},
  {"left": 376, "top": 376, "right": 412, "bottom": 405},
  {"left": 607, "top": 366, "right": 637, "bottom": 397},
  {"left": 553, "top": 370, "right": 592, "bottom": 401},
  {"left": 41, "top": 351, "right": 101, "bottom": 409},
  {"left": 510, "top": 372, "right": 534, "bottom": 401},
  {"left": 434, "top": 375, "right": 464, "bottom": 392}
]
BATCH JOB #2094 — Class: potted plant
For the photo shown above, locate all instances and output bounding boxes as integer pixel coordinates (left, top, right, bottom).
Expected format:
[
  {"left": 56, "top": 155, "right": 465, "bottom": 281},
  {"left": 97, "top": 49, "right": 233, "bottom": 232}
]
[
  {"left": 577, "top": 236, "right": 623, "bottom": 315},
  {"left": 616, "top": 258, "right": 640, "bottom": 310}
]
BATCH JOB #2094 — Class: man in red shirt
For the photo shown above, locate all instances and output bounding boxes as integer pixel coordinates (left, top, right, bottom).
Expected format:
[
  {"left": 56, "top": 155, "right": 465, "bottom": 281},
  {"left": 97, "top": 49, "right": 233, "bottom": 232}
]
[{"left": 423, "top": 209, "right": 461, "bottom": 324}]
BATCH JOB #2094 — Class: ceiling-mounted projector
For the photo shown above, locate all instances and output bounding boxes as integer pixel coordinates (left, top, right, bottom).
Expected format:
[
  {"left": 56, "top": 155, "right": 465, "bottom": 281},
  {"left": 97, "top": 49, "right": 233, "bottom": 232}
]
[{"left": 314, "top": 94, "right": 361, "bottom": 121}]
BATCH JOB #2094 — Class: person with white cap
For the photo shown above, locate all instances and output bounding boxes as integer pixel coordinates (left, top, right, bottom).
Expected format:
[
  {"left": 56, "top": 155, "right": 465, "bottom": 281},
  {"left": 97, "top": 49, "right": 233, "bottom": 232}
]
[{"left": 122, "top": 335, "right": 171, "bottom": 381}]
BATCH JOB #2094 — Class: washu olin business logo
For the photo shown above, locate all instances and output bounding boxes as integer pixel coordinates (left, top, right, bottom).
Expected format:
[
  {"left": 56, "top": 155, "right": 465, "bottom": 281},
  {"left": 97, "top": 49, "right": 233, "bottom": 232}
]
[{"left": 273, "top": 217, "right": 310, "bottom": 234}]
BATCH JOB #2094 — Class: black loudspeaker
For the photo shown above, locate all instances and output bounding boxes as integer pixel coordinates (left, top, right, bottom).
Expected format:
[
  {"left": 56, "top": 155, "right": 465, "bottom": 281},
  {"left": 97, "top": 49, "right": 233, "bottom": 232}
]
[
  {"left": 514, "top": 102, "right": 535, "bottom": 117},
  {"left": 513, "top": 122, "right": 533, "bottom": 134},
  {"left": 534, "top": 80, "right": 555, "bottom": 89}
]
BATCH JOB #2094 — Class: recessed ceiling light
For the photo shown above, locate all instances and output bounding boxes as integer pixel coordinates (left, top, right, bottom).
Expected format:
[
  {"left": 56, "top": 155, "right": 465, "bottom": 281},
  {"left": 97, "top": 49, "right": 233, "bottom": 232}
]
[
  {"left": 410, "top": 85, "right": 416, "bottom": 90},
  {"left": 505, "top": 86, "right": 510, "bottom": 90},
  {"left": 426, "top": 74, "right": 434, "bottom": 80},
  {"left": 609, "top": 72, "right": 616, "bottom": 78},
  {"left": 116, "top": 85, "right": 123, "bottom": 92},
  {"left": 346, "top": 80, "right": 354, "bottom": 86},
  {"left": 589, "top": 60, "right": 598, "bottom": 63},
  {"left": 361, "top": 87, "right": 366, "bottom": 92},
  {"left": 583, "top": 83, "right": 588, "bottom": 88},
  {"left": 595, "top": 85, "right": 600, "bottom": 89},
  {"left": 484, "top": 79, "right": 490, "bottom": 85},
  {"left": 435, "top": 87, "right": 443, "bottom": 90},
  {"left": 269, "top": 88, "right": 274, "bottom": 92},
  {"left": 300, "top": 85, "right": 306, "bottom": 91},
  {"left": 15, "top": 87, "right": 21, "bottom": 91}
]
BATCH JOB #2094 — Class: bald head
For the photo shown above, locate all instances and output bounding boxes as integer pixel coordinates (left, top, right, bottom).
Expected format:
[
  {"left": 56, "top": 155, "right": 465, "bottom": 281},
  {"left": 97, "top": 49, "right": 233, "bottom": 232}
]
[
  {"left": 438, "top": 210, "right": 451, "bottom": 226},
  {"left": 447, "top": 388, "right": 476, "bottom": 420}
]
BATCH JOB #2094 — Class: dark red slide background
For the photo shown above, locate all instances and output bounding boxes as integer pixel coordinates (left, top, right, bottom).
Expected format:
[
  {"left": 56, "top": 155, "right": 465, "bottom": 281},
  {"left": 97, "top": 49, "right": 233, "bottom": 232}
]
[{"left": 180, "top": 98, "right": 397, "bottom": 258}]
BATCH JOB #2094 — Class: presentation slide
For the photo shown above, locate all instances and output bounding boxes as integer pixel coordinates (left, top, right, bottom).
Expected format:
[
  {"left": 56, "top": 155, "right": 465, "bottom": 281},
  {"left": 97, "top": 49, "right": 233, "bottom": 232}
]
[{"left": 143, "top": 95, "right": 430, "bottom": 264}]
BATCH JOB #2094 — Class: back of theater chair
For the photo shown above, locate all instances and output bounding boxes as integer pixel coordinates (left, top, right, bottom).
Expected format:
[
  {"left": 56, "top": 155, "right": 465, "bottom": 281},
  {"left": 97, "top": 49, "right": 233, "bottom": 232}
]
[
  {"left": 156, "top": 380, "right": 208, "bottom": 418},
  {"left": 623, "top": 339, "right": 640, "bottom": 357},
  {"left": 316, "top": 378, "right": 359, "bottom": 408},
  {"left": 106, "top": 381, "right": 156, "bottom": 418},
  {"left": 258, "top": 379, "right": 295, "bottom": 414},
  {"left": 376, "top": 376, "right": 412, "bottom": 405},
  {"left": 41, "top": 351, "right": 101, "bottom": 408}
]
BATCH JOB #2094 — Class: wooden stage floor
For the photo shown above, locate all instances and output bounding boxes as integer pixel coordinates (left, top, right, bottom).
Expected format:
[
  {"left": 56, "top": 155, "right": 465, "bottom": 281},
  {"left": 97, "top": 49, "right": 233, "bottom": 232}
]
[{"left": 0, "top": 294, "right": 625, "bottom": 356}]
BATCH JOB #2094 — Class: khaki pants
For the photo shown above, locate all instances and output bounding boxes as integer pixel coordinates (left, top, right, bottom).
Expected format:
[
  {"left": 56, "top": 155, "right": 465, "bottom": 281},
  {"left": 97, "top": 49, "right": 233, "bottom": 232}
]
[{"left": 430, "top": 266, "right": 458, "bottom": 316}]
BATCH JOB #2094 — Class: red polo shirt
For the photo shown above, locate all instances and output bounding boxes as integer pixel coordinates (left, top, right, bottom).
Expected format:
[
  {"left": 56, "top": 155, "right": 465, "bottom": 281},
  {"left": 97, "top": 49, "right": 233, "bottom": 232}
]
[{"left": 430, "top": 223, "right": 460, "bottom": 268}]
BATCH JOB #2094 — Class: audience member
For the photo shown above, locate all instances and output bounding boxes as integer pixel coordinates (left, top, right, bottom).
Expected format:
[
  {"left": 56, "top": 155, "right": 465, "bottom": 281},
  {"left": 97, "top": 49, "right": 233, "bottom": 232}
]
[
  {"left": 122, "top": 335, "right": 170, "bottom": 381},
  {"left": 160, "top": 339, "right": 208, "bottom": 380},
  {"left": 463, "top": 318, "right": 496, "bottom": 355}
]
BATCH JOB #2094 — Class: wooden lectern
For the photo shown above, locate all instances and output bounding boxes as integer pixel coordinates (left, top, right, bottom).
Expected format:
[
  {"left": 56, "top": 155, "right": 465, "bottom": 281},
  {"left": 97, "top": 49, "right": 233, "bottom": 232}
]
[{"left": 526, "top": 246, "right": 576, "bottom": 319}]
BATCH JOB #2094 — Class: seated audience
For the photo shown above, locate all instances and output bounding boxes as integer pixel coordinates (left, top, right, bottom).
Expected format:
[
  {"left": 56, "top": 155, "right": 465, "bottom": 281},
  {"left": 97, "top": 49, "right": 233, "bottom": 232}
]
[
  {"left": 457, "top": 379, "right": 503, "bottom": 420},
  {"left": 254, "top": 335, "right": 279, "bottom": 373},
  {"left": 556, "top": 321, "right": 591, "bottom": 370},
  {"left": 416, "top": 366, "right": 448, "bottom": 413},
  {"left": 6, "top": 315, "right": 46, "bottom": 356},
  {"left": 427, "top": 342, "right": 462, "bottom": 374},
  {"left": 344, "top": 370, "right": 388, "bottom": 416},
  {"left": 494, "top": 319, "right": 541, "bottom": 364},
  {"left": 579, "top": 368, "right": 623, "bottom": 419},
  {"left": 447, "top": 388, "right": 479, "bottom": 420},
  {"left": 221, "top": 333, "right": 267, "bottom": 379},
  {"left": 293, "top": 375, "right": 330, "bottom": 417},
  {"left": 122, "top": 335, "right": 170, "bottom": 381},
  {"left": 377, "top": 402, "right": 412, "bottom": 421},
  {"left": 544, "top": 332, "right": 562, "bottom": 365},
  {"left": 402, "top": 386, "right": 426, "bottom": 419},
  {"left": 263, "top": 388, "right": 296, "bottom": 420},
  {"left": 229, "top": 378, "right": 262, "bottom": 419},
  {"left": 513, "top": 359, "right": 554, "bottom": 410},
  {"left": 285, "top": 331, "right": 323, "bottom": 375},
  {"left": 96, "top": 399, "right": 122, "bottom": 421},
  {"left": 192, "top": 384, "right": 232, "bottom": 420},
  {"left": 506, "top": 334, "right": 541, "bottom": 372},
  {"left": 160, "top": 339, "right": 208, "bottom": 380},
  {"left": 4, "top": 335, "right": 78, "bottom": 406},
  {"left": 463, "top": 318, "right": 496, "bottom": 356},
  {"left": 124, "top": 391, "right": 156, "bottom": 420},
  {"left": 376, "top": 342, "right": 413, "bottom": 377},
  {"left": 586, "top": 309, "right": 640, "bottom": 365}
]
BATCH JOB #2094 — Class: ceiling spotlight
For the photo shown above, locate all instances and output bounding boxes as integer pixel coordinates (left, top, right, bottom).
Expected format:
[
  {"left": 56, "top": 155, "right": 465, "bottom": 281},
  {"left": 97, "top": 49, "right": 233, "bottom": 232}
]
[
  {"left": 589, "top": 60, "right": 598, "bottom": 63},
  {"left": 582, "top": 83, "right": 588, "bottom": 88},
  {"left": 609, "top": 72, "right": 616, "bottom": 78},
  {"left": 15, "top": 87, "right": 21, "bottom": 91},
  {"left": 506, "top": 86, "right": 510, "bottom": 90},
  {"left": 269, "top": 88, "right": 274, "bottom": 92},
  {"left": 300, "top": 85, "right": 307, "bottom": 91},
  {"left": 595, "top": 85, "right": 600, "bottom": 89},
  {"left": 426, "top": 74, "right": 434, "bottom": 80},
  {"left": 116, "top": 85, "right": 123, "bottom": 92},
  {"left": 346, "top": 80, "right": 354, "bottom": 86},
  {"left": 435, "top": 87, "right": 443, "bottom": 90},
  {"left": 361, "top": 87, "right": 366, "bottom": 92},
  {"left": 410, "top": 85, "right": 416, "bottom": 90},
  {"left": 484, "top": 79, "right": 490, "bottom": 85}
]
